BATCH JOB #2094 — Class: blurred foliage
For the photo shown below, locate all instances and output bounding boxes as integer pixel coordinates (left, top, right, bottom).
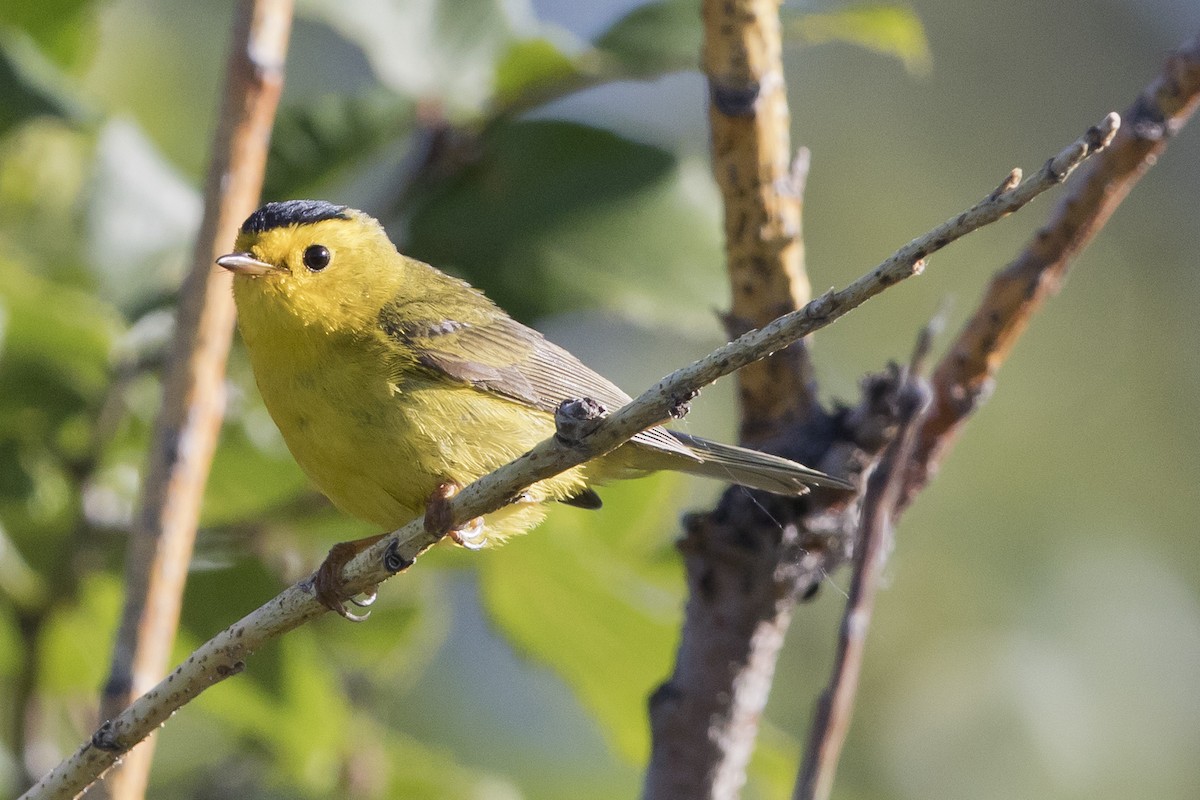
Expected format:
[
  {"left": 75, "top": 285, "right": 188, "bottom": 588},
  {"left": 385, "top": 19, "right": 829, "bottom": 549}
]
[
  {"left": 785, "top": 4, "right": 932, "bottom": 76},
  {"left": 2, "top": 0, "right": 1199, "bottom": 799}
]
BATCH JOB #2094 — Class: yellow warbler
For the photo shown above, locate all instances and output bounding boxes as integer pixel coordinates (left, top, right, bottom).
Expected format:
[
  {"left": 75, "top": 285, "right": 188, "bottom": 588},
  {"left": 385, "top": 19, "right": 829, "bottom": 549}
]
[{"left": 218, "top": 200, "right": 850, "bottom": 616}]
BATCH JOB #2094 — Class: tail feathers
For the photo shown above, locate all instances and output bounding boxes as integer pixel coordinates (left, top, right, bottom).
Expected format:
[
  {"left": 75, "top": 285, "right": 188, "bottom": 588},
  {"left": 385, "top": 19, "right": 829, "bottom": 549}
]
[{"left": 668, "top": 432, "right": 854, "bottom": 495}]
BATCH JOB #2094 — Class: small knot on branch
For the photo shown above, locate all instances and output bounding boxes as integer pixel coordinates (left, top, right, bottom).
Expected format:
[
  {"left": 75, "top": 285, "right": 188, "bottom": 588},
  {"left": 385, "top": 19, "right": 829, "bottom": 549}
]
[
  {"left": 91, "top": 721, "right": 127, "bottom": 753},
  {"left": 383, "top": 538, "right": 413, "bottom": 573},
  {"left": 1086, "top": 112, "right": 1121, "bottom": 151},
  {"left": 708, "top": 77, "right": 761, "bottom": 117},
  {"left": 554, "top": 397, "right": 608, "bottom": 445},
  {"left": 669, "top": 389, "right": 699, "bottom": 420},
  {"left": 989, "top": 168, "right": 1022, "bottom": 200},
  {"left": 215, "top": 660, "right": 245, "bottom": 678}
]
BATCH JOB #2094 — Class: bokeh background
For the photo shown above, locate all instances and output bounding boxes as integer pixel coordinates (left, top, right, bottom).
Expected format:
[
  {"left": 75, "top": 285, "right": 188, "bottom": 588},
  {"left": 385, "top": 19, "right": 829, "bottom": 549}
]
[{"left": 2, "top": 0, "right": 1198, "bottom": 798}]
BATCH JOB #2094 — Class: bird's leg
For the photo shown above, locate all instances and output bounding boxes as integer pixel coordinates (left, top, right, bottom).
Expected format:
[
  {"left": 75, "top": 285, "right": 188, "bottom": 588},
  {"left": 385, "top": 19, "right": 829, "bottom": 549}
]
[
  {"left": 426, "top": 481, "right": 486, "bottom": 550},
  {"left": 313, "top": 534, "right": 386, "bottom": 622}
]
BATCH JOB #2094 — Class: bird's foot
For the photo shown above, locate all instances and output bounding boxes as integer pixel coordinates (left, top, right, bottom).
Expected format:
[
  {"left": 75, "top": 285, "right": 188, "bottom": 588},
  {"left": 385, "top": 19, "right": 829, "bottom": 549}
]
[
  {"left": 425, "top": 481, "right": 486, "bottom": 550},
  {"left": 313, "top": 534, "right": 385, "bottom": 622}
]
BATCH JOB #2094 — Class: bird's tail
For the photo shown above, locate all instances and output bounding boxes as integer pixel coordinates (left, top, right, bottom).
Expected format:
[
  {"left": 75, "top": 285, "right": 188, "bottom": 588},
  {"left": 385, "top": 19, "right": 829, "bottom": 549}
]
[{"left": 667, "top": 431, "right": 854, "bottom": 496}]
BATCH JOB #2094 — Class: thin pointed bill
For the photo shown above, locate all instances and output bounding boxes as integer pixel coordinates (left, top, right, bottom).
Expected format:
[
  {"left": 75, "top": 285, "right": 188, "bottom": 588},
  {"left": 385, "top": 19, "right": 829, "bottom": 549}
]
[{"left": 216, "top": 252, "right": 281, "bottom": 276}]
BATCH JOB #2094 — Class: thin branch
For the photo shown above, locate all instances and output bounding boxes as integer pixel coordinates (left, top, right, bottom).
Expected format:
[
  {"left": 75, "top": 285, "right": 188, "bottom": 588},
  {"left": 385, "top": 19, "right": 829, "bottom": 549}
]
[
  {"left": 906, "top": 31, "right": 1200, "bottom": 505},
  {"left": 703, "top": 0, "right": 816, "bottom": 440},
  {"left": 794, "top": 327, "right": 935, "bottom": 800},
  {"left": 19, "top": 115, "right": 1113, "bottom": 800},
  {"left": 795, "top": 32, "right": 1200, "bottom": 799},
  {"left": 92, "top": 1, "right": 294, "bottom": 798},
  {"left": 640, "top": 114, "right": 1115, "bottom": 800}
]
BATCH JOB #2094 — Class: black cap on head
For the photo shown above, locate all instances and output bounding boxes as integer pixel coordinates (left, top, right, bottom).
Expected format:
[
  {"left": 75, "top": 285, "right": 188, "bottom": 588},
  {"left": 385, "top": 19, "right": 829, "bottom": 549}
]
[{"left": 240, "top": 200, "right": 350, "bottom": 235}]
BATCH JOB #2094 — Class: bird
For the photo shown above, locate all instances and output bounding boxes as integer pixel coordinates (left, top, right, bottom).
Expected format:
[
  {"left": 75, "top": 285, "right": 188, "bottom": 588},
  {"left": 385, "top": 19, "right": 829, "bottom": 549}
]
[{"left": 217, "top": 200, "right": 852, "bottom": 618}]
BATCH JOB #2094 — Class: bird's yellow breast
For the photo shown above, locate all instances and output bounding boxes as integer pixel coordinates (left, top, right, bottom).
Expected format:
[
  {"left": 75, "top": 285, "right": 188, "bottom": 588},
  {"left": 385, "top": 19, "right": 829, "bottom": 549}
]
[{"left": 233, "top": 276, "right": 590, "bottom": 539}]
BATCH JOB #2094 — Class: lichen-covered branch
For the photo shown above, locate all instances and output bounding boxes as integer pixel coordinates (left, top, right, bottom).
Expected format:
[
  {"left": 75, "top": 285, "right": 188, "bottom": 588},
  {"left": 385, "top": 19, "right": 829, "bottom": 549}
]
[
  {"left": 93, "top": 2, "right": 294, "bottom": 798},
  {"left": 703, "top": 0, "right": 816, "bottom": 441}
]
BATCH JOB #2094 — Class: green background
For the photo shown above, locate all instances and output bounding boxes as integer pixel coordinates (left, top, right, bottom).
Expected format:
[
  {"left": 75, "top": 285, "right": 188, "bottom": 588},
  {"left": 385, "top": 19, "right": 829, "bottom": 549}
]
[{"left": 1, "top": 0, "right": 1198, "bottom": 798}]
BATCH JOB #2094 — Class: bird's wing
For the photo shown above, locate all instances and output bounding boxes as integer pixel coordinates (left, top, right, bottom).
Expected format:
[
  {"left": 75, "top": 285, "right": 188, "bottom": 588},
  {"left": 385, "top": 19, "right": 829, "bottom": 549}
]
[{"left": 377, "top": 296, "right": 699, "bottom": 461}]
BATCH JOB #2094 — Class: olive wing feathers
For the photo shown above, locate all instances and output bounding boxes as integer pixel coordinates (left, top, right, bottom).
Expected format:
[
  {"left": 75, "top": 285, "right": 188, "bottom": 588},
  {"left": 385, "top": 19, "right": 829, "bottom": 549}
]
[{"left": 377, "top": 295, "right": 700, "bottom": 462}]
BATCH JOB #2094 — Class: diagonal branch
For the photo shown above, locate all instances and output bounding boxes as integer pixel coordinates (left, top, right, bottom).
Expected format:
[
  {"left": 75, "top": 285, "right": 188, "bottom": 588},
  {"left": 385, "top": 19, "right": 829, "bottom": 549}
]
[
  {"left": 640, "top": 114, "right": 1116, "bottom": 800},
  {"left": 791, "top": 30, "right": 1200, "bottom": 800},
  {"left": 19, "top": 114, "right": 1114, "bottom": 800},
  {"left": 905, "top": 31, "right": 1200, "bottom": 504},
  {"left": 93, "top": 2, "right": 294, "bottom": 798}
]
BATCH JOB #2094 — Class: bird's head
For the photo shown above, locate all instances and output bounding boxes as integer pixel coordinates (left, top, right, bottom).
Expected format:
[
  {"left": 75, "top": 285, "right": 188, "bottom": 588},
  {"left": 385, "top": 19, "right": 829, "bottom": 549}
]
[{"left": 218, "top": 200, "right": 408, "bottom": 335}]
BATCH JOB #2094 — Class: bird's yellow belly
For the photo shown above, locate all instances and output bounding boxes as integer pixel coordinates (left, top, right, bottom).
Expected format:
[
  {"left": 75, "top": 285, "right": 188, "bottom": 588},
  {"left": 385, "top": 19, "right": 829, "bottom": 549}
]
[{"left": 251, "top": 341, "right": 590, "bottom": 541}]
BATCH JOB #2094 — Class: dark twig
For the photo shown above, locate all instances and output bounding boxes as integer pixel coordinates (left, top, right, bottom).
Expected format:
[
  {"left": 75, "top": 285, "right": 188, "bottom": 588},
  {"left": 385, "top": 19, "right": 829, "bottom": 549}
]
[{"left": 793, "top": 324, "right": 935, "bottom": 800}]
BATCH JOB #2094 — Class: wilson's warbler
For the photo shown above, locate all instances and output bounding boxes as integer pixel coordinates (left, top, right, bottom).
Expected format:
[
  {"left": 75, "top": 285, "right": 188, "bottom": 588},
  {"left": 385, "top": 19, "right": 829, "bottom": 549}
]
[{"left": 218, "top": 200, "right": 851, "bottom": 616}]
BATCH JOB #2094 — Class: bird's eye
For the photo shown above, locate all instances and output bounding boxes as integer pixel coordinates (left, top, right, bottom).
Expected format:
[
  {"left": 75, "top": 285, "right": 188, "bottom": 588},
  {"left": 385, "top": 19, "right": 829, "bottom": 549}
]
[{"left": 302, "top": 244, "right": 331, "bottom": 272}]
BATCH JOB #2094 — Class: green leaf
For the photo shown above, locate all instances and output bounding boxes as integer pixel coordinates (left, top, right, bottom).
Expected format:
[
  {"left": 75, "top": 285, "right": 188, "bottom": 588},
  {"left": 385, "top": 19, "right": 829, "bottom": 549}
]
[
  {"left": 265, "top": 89, "right": 416, "bottom": 200},
  {"left": 594, "top": 0, "right": 701, "bottom": 77},
  {"left": 405, "top": 120, "right": 724, "bottom": 326},
  {"left": 178, "top": 629, "right": 353, "bottom": 794},
  {"left": 201, "top": 423, "right": 310, "bottom": 528},
  {"left": 785, "top": 3, "right": 932, "bottom": 76},
  {"left": 0, "top": 521, "right": 47, "bottom": 611},
  {"left": 478, "top": 474, "right": 686, "bottom": 762},
  {"left": 0, "top": 0, "right": 97, "bottom": 70},
  {"left": 493, "top": 37, "right": 583, "bottom": 111},
  {"left": 0, "top": 31, "right": 90, "bottom": 136},
  {"left": 38, "top": 572, "right": 123, "bottom": 692},
  {"left": 0, "top": 254, "right": 120, "bottom": 557}
]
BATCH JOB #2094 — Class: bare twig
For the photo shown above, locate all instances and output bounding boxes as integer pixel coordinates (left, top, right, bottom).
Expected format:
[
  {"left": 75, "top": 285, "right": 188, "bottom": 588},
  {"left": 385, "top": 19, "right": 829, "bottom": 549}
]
[
  {"left": 793, "top": 327, "right": 935, "bottom": 800},
  {"left": 93, "top": 2, "right": 294, "bottom": 798},
  {"left": 19, "top": 116, "right": 1111, "bottom": 800},
  {"left": 906, "top": 31, "right": 1200, "bottom": 505},
  {"left": 794, "top": 32, "right": 1200, "bottom": 799},
  {"left": 640, "top": 114, "right": 1116, "bottom": 800},
  {"left": 703, "top": 0, "right": 816, "bottom": 440}
]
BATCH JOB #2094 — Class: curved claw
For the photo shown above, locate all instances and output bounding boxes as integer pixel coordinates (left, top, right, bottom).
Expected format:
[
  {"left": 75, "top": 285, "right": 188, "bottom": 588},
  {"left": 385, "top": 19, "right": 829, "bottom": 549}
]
[
  {"left": 336, "top": 603, "right": 372, "bottom": 623},
  {"left": 351, "top": 589, "right": 378, "bottom": 608},
  {"left": 449, "top": 517, "right": 487, "bottom": 550},
  {"left": 313, "top": 534, "right": 385, "bottom": 622}
]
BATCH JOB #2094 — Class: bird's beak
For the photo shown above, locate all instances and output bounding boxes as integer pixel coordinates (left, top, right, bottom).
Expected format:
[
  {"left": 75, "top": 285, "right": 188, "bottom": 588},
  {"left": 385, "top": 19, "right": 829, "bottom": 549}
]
[{"left": 216, "top": 252, "right": 281, "bottom": 276}]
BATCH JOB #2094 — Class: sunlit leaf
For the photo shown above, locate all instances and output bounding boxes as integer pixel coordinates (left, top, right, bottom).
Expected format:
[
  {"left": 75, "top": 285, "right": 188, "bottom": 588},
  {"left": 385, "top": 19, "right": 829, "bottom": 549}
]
[
  {"left": 0, "top": 522, "right": 47, "bottom": 611},
  {"left": 38, "top": 572, "right": 122, "bottom": 692},
  {"left": 785, "top": 3, "right": 931, "bottom": 76},
  {"left": 478, "top": 474, "right": 685, "bottom": 762},
  {"left": 493, "top": 37, "right": 583, "bottom": 110},
  {"left": 202, "top": 424, "right": 310, "bottom": 528},
  {"left": 0, "top": 257, "right": 116, "bottom": 410},
  {"left": 745, "top": 721, "right": 804, "bottom": 800},
  {"left": 177, "top": 630, "right": 352, "bottom": 793},
  {"left": 0, "top": 0, "right": 97, "bottom": 69}
]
